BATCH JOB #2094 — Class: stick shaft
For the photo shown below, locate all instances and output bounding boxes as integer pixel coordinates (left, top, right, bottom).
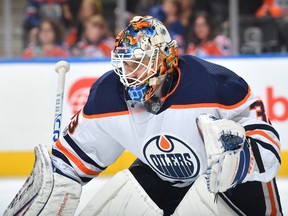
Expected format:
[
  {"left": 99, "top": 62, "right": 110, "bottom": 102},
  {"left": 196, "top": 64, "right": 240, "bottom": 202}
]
[{"left": 53, "top": 68, "right": 68, "bottom": 143}]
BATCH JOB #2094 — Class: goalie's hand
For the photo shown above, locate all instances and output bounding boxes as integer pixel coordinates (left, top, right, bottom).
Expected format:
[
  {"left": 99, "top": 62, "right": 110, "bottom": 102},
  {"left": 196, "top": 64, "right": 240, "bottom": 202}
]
[{"left": 196, "top": 113, "right": 255, "bottom": 193}]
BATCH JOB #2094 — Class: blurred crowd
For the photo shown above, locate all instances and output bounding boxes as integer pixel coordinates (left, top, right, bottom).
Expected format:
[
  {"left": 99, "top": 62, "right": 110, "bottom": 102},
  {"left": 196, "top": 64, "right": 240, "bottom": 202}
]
[{"left": 21, "top": 0, "right": 288, "bottom": 58}]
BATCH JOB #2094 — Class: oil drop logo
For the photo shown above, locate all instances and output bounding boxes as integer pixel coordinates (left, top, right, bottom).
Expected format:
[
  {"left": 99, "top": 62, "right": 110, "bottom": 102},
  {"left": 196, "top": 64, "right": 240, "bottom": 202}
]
[{"left": 143, "top": 135, "right": 200, "bottom": 180}]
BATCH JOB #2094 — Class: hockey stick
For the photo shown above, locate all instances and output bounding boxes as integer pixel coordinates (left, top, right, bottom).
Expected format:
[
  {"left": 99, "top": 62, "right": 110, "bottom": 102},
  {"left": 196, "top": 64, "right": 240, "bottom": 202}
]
[
  {"left": 53, "top": 60, "right": 70, "bottom": 143},
  {"left": 4, "top": 61, "right": 70, "bottom": 216}
]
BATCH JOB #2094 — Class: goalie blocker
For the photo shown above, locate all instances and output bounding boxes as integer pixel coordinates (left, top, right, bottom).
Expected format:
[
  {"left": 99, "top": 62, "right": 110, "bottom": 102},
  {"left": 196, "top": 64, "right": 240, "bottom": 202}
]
[{"left": 4, "top": 144, "right": 81, "bottom": 216}]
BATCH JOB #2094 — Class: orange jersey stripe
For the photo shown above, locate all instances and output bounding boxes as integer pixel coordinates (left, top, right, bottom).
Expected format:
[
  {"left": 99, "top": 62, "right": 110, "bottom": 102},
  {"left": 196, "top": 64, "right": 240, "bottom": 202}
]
[
  {"left": 246, "top": 130, "right": 280, "bottom": 151},
  {"left": 56, "top": 140, "right": 100, "bottom": 176},
  {"left": 266, "top": 181, "right": 277, "bottom": 216},
  {"left": 170, "top": 86, "right": 251, "bottom": 110},
  {"left": 82, "top": 110, "right": 129, "bottom": 119}
]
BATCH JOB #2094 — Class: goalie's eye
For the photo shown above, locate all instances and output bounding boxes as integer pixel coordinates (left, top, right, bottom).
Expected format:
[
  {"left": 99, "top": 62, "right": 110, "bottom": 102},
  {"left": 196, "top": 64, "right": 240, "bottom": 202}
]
[{"left": 123, "top": 61, "right": 138, "bottom": 68}]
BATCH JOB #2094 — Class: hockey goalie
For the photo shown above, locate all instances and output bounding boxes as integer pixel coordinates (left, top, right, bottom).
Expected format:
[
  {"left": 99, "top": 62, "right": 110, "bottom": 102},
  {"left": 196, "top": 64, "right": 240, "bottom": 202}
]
[{"left": 4, "top": 15, "right": 282, "bottom": 215}]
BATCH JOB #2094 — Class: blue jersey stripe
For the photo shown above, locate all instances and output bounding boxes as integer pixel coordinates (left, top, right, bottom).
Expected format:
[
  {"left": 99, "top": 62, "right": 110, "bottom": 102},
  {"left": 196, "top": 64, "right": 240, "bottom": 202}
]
[
  {"left": 244, "top": 124, "right": 280, "bottom": 140},
  {"left": 248, "top": 137, "right": 265, "bottom": 173},
  {"left": 232, "top": 143, "right": 250, "bottom": 186},
  {"left": 233, "top": 151, "right": 245, "bottom": 185},
  {"left": 238, "top": 143, "right": 251, "bottom": 184},
  {"left": 52, "top": 148, "right": 72, "bottom": 167},
  {"left": 52, "top": 148, "right": 93, "bottom": 183},
  {"left": 54, "top": 166, "right": 92, "bottom": 184},
  {"left": 64, "top": 134, "right": 107, "bottom": 170},
  {"left": 254, "top": 139, "right": 281, "bottom": 163}
]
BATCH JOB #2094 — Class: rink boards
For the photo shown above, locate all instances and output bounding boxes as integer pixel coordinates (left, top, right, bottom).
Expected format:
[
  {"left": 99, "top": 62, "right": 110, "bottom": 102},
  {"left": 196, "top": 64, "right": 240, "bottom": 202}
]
[{"left": 0, "top": 56, "right": 287, "bottom": 176}]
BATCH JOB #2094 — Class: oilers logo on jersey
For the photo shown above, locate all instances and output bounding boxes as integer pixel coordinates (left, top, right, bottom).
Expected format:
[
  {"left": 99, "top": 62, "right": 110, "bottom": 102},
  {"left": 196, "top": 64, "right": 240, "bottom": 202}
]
[{"left": 143, "top": 135, "right": 200, "bottom": 180}]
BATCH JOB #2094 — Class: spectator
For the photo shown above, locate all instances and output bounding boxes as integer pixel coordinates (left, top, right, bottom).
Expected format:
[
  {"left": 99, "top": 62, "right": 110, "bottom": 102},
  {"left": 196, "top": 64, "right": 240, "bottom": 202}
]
[
  {"left": 179, "top": 0, "right": 196, "bottom": 30},
  {"left": 192, "top": 0, "right": 263, "bottom": 38},
  {"left": 255, "top": 0, "right": 288, "bottom": 51},
  {"left": 194, "top": 0, "right": 229, "bottom": 32},
  {"left": 149, "top": 0, "right": 185, "bottom": 53},
  {"left": 178, "top": 0, "right": 197, "bottom": 47},
  {"left": 65, "top": 0, "right": 102, "bottom": 48},
  {"left": 114, "top": 0, "right": 161, "bottom": 30},
  {"left": 186, "top": 11, "right": 231, "bottom": 56},
  {"left": 23, "top": 0, "right": 67, "bottom": 47},
  {"left": 62, "top": 0, "right": 83, "bottom": 28},
  {"left": 22, "top": 19, "right": 69, "bottom": 58},
  {"left": 71, "top": 15, "right": 114, "bottom": 58}
]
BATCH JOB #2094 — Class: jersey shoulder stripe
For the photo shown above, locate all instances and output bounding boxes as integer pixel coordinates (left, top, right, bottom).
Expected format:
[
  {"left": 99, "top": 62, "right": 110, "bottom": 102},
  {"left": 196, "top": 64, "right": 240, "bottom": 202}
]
[{"left": 82, "top": 109, "right": 129, "bottom": 119}]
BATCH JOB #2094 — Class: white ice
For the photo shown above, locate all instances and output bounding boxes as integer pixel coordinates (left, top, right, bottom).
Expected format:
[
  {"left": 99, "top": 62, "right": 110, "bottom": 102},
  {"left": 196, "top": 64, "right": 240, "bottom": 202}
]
[{"left": 0, "top": 177, "right": 287, "bottom": 215}]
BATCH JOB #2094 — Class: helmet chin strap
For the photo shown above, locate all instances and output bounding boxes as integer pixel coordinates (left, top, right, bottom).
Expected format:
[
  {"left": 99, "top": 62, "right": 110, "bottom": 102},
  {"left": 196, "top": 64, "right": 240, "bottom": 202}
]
[
  {"left": 144, "top": 94, "right": 163, "bottom": 114},
  {"left": 144, "top": 71, "right": 174, "bottom": 114},
  {"left": 148, "top": 74, "right": 166, "bottom": 86}
]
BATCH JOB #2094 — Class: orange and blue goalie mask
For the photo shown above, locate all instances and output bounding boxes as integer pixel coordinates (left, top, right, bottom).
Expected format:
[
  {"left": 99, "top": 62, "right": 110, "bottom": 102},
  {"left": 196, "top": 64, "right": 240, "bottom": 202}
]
[{"left": 111, "top": 16, "right": 178, "bottom": 119}]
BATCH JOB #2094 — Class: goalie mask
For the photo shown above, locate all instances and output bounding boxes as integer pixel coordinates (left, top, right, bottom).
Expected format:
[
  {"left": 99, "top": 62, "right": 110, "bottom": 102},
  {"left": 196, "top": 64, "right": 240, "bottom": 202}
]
[{"left": 111, "top": 16, "right": 178, "bottom": 117}]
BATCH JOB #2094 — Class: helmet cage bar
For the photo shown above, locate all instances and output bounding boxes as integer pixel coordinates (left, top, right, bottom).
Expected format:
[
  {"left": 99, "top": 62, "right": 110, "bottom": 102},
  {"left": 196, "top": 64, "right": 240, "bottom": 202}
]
[{"left": 111, "top": 48, "right": 159, "bottom": 87}]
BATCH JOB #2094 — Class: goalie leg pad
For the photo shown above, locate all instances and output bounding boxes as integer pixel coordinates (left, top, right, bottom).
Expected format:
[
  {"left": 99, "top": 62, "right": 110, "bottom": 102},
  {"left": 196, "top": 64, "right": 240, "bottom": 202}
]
[
  {"left": 80, "top": 169, "right": 163, "bottom": 216},
  {"left": 39, "top": 172, "right": 82, "bottom": 215},
  {"left": 172, "top": 175, "right": 240, "bottom": 216},
  {"left": 172, "top": 175, "right": 218, "bottom": 216}
]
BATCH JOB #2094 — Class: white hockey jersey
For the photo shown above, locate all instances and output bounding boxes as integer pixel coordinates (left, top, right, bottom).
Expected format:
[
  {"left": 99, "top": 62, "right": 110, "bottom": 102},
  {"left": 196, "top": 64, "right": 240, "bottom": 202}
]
[{"left": 51, "top": 54, "right": 281, "bottom": 200}]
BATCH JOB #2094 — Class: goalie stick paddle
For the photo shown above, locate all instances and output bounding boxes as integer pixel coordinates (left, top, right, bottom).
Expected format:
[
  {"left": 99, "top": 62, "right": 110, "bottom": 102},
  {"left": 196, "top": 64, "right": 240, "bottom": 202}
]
[{"left": 4, "top": 61, "right": 70, "bottom": 216}]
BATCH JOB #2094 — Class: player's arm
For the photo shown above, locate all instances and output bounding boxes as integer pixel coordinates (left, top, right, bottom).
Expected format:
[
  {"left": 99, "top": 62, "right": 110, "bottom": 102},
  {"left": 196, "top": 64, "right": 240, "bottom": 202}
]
[
  {"left": 52, "top": 76, "right": 126, "bottom": 185},
  {"left": 51, "top": 108, "right": 125, "bottom": 185},
  {"left": 230, "top": 96, "right": 281, "bottom": 182}
]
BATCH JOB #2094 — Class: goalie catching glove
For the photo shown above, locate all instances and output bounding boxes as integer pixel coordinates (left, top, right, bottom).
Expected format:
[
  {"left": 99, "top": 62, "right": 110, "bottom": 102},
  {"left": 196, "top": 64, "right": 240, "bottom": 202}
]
[{"left": 196, "top": 114, "right": 255, "bottom": 193}]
